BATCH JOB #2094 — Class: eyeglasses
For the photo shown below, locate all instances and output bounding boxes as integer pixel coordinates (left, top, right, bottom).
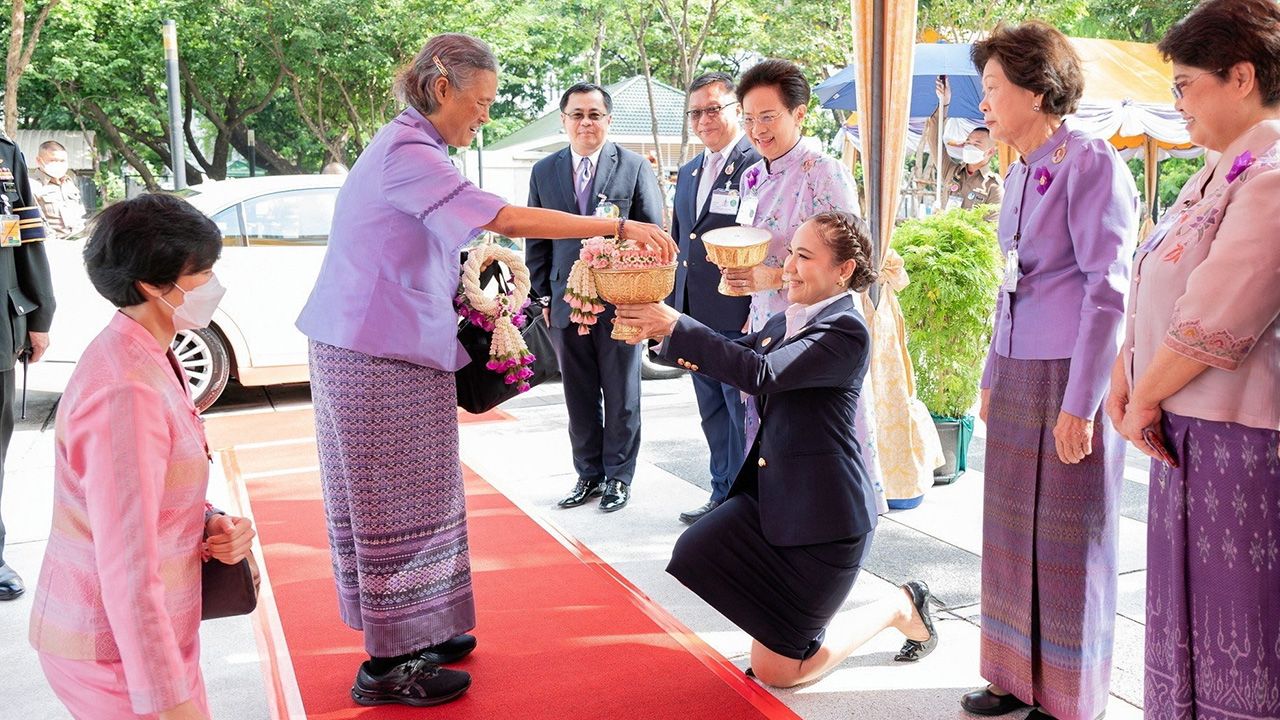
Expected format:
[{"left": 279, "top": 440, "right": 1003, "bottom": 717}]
[
  {"left": 1171, "top": 69, "right": 1223, "bottom": 100},
  {"left": 563, "top": 111, "right": 610, "bottom": 123},
  {"left": 686, "top": 102, "right": 738, "bottom": 121},
  {"left": 742, "top": 112, "right": 783, "bottom": 129}
]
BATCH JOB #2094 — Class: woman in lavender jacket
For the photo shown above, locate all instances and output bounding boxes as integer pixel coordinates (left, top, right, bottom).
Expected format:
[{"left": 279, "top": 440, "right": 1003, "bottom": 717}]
[{"left": 961, "top": 23, "right": 1138, "bottom": 720}]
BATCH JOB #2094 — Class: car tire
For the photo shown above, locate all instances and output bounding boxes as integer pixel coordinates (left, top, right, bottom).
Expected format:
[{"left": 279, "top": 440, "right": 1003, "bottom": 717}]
[
  {"left": 640, "top": 345, "right": 685, "bottom": 381},
  {"left": 172, "top": 327, "right": 232, "bottom": 412}
]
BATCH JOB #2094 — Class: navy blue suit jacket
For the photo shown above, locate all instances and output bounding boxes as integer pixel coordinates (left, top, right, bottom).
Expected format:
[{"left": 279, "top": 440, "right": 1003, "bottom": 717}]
[
  {"left": 668, "top": 136, "right": 760, "bottom": 332},
  {"left": 662, "top": 294, "right": 878, "bottom": 546},
  {"left": 525, "top": 142, "right": 665, "bottom": 329}
]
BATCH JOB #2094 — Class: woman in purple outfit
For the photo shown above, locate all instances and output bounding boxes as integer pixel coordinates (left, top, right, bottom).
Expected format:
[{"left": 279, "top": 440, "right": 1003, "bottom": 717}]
[
  {"left": 961, "top": 22, "right": 1139, "bottom": 720},
  {"left": 295, "top": 33, "right": 673, "bottom": 708},
  {"left": 1107, "top": 2, "right": 1280, "bottom": 718}
]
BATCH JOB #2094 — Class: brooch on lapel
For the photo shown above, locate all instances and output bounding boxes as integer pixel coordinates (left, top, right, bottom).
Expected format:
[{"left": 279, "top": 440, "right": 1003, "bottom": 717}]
[
  {"left": 1033, "top": 166, "right": 1054, "bottom": 195},
  {"left": 1051, "top": 143, "right": 1068, "bottom": 164},
  {"left": 724, "top": 161, "right": 735, "bottom": 176},
  {"left": 692, "top": 167, "right": 700, "bottom": 177},
  {"left": 761, "top": 336, "right": 772, "bottom": 347},
  {"left": 1226, "top": 151, "right": 1254, "bottom": 183}
]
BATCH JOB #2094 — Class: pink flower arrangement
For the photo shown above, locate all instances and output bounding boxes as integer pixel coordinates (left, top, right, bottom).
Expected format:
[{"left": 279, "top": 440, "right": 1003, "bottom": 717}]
[
  {"left": 455, "top": 260, "right": 537, "bottom": 391},
  {"left": 564, "top": 236, "right": 665, "bottom": 335}
]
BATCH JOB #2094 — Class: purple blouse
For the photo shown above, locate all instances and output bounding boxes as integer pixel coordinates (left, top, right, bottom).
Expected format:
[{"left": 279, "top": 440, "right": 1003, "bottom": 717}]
[
  {"left": 296, "top": 108, "right": 508, "bottom": 370},
  {"left": 980, "top": 120, "right": 1138, "bottom": 419}
]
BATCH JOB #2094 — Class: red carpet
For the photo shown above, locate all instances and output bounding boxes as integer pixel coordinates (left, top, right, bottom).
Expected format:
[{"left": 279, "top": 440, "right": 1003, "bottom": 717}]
[{"left": 206, "top": 409, "right": 797, "bottom": 720}]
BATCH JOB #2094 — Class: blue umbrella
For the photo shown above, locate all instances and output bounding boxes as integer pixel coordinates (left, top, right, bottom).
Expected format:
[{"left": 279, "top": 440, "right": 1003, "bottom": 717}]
[{"left": 815, "top": 43, "right": 985, "bottom": 120}]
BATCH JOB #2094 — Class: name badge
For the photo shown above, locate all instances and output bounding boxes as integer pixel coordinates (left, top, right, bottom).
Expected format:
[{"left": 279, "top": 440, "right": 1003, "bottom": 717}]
[
  {"left": 709, "top": 188, "right": 740, "bottom": 215},
  {"left": 0, "top": 214, "right": 20, "bottom": 248},
  {"left": 594, "top": 200, "right": 620, "bottom": 219},
  {"left": 735, "top": 195, "right": 760, "bottom": 225},
  {"left": 1001, "top": 249, "right": 1020, "bottom": 293},
  {"left": 945, "top": 194, "right": 964, "bottom": 212}
]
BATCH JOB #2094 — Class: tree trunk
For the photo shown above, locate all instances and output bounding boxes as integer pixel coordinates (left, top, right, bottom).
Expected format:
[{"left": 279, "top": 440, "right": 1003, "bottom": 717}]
[
  {"left": 592, "top": 13, "right": 606, "bottom": 86},
  {"left": 628, "top": 11, "right": 666, "bottom": 182},
  {"left": 80, "top": 99, "right": 159, "bottom": 191}
]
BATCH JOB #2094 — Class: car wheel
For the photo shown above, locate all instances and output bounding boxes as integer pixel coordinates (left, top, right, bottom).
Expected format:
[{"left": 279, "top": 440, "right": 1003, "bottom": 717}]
[
  {"left": 172, "top": 327, "right": 232, "bottom": 412},
  {"left": 640, "top": 344, "right": 685, "bottom": 381}
]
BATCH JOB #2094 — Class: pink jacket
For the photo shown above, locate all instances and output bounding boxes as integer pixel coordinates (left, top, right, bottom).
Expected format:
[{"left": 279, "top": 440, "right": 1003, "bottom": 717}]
[
  {"left": 1124, "top": 120, "right": 1280, "bottom": 431},
  {"left": 29, "top": 312, "right": 212, "bottom": 714}
]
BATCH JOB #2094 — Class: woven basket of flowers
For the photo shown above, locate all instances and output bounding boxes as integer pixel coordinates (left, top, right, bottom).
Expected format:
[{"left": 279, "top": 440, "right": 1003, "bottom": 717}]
[{"left": 565, "top": 236, "right": 676, "bottom": 341}]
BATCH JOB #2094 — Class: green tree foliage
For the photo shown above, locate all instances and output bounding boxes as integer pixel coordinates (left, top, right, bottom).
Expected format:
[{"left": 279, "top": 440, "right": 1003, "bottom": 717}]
[{"left": 894, "top": 207, "right": 1002, "bottom": 418}]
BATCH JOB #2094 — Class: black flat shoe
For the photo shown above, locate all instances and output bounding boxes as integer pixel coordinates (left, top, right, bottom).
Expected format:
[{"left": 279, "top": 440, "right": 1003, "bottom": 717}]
[
  {"left": 894, "top": 580, "right": 938, "bottom": 662},
  {"left": 599, "top": 480, "right": 630, "bottom": 513},
  {"left": 679, "top": 500, "right": 720, "bottom": 525},
  {"left": 960, "top": 686, "right": 1030, "bottom": 716},
  {"left": 558, "top": 478, "right": 606, "bottom": 508},
  {"left": 0, "top": 564, "right": 24, "bottom": 601},
  {"left": 351, "top": 657, "right": 470, "bottom": 707},
  {"left": 418, "top": 634, "right": 476, "bottom": 664}
]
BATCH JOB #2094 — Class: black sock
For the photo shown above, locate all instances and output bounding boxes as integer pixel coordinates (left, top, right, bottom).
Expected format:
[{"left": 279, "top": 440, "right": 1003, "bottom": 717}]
[{"left": 367, "top": 652, "right": 416, "bottom": 675}]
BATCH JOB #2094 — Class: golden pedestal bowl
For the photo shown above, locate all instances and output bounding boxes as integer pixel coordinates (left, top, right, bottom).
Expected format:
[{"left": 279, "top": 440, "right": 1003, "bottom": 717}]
[
  {"left": 701, "top": 226, "right": 773, "bottom": 296},
  {"left": 591, "top": 264, "right": 677, "bottom": 341}
]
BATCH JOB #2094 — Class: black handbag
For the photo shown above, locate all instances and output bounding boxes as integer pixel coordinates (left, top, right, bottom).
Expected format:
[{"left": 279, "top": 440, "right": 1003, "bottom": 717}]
[
  {"left": 455, "top": 260, "right": 559, "bottom": 414},
  {"left": 201, "top": 554, "right": 260, "bottom": 620}
]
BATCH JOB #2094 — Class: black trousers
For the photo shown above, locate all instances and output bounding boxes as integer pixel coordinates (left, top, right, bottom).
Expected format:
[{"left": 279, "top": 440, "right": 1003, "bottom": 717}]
[{"left": 0, "top": 369, "right": 14, "bottom": 566}]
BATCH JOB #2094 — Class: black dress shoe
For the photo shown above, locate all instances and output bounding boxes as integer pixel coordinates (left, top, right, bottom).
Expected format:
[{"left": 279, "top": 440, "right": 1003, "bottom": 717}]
[
  {"left": 894, "top": 580, "right": 939, "bottom": 662},
  {"left": 960, "top": 686, "right": 1030, "bottom": 716},
  {"left": 679, "top": 500, "right": 721, "bottom": 525},
  {"left": 1025, "top": 710, "right": 1057, "bottom": 719},
  {"left": 0, "top": 564, "right": 24, "bottom": 601},
  {"left": 418, "top": 634, "right": 476, "bottom": 664},
  {"left": 558, "top": 478, "right": 606, "bottom": 508},
  {"left": 351, "top": 657, "right": 471, "bottom": 707},
  {"left": 599, "top": 480, "right": 630, "bottom": 513}
]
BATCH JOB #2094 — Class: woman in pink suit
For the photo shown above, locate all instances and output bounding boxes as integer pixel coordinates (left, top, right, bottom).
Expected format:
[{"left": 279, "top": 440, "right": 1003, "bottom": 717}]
[{"left": 29, "top": 194, "right": 255, "bottom": 720}]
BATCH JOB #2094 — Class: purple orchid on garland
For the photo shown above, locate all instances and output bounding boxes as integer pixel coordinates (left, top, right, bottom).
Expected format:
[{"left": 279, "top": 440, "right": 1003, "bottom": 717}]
[
  {"left": 1033, "top": 166, "right": 1053, "bottom": 195},
  {"left": 1225, "top": 150, "right": 1254, "bottom": 184}
]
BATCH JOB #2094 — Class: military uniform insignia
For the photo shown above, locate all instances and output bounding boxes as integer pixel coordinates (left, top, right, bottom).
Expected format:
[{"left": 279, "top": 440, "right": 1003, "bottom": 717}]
[
  {"left": 1051, "top": 143, "right": 1068, "bottom": 164},
  {"left": 0, "top": 168, "right": 12, "bottom": 180}
]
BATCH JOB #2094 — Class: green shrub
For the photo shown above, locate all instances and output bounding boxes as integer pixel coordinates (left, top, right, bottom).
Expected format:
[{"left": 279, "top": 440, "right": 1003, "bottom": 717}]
[{"left": 893, "top": 206, "right": 1002, "bottom": 419}]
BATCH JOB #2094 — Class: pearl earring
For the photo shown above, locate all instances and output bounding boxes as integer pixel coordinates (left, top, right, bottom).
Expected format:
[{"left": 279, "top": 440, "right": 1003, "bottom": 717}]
[{"left": 1032, "top": 103, "right": 1040, "bottom": 111}]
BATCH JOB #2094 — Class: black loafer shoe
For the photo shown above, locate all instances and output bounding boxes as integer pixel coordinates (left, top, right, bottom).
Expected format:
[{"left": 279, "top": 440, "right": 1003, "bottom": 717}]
[
  {"left": 558, "top": 478, "right": 606, "bottom": 508},
  {"left": 678, "top": 500, "right": 721, "bottom": 525},
  {"left": 351, "top": 657, "right": 470, "bottom": 707},
  {"left": 0, "top": 564, "right": 24, "bottom": 601},
  {"left": 418, "top": 634, "right": 476, "bottom": 665},
  {"left": 960, "top": 686, "right": 1030, "bottom": 716},
  {"left": 894, "top": 580, "right": 939, "bottom": 662},
  {"left": 599, "top": 480, "right": 630, "bottom": 513}
]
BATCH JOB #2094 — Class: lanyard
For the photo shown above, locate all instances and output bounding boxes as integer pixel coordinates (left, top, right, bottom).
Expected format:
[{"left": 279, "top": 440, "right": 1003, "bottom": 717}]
[{"left": 1010, "top": 163, "right": 1032, "bottom": 251}]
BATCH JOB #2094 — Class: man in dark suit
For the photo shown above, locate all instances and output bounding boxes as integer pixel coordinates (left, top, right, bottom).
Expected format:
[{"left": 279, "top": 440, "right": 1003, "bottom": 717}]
[
  {"left": 0, "top": 133, "right": 56, "bottom": 601},
  {"left": 668, "top": 72, "right": 761, "bottom": 525},
  {"left": 525, "top": 83, "right": 664, "bottom": 513}
]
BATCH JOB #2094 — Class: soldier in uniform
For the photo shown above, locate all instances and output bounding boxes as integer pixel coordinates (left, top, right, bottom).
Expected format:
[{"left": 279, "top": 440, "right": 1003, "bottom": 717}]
[
  {"left": 919, "top": 77, "right": 1004, "bottom": 212},
  {"left": 29, "top": 140, "right": 86, "bottom": 240},
  {"left": 0, "top": 132, "right": 56, "bottom": 601}
]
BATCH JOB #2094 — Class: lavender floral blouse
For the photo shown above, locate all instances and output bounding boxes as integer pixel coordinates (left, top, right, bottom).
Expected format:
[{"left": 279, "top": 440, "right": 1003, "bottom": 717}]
[
  {"left": 1124, "top": 119, "right": 1280, "bottom": 431},
  {"left": 740, "top": 138, "right": 862, "bottom": 331}
]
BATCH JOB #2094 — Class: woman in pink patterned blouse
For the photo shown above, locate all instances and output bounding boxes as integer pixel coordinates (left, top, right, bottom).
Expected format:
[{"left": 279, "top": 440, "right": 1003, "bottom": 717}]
[
  {"left": 1106, "top": 2, "right": 1280, "bottom": 718},
  {"left": 29, "top": 194, "right": 255, "bottom": 720}
]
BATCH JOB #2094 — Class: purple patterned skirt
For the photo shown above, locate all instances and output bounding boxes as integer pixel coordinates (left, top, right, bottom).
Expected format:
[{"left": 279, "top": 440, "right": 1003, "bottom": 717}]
[
  {"left": 1145, "top": 412, "right": 1280, "bottom": 720},
  {"left": 980, "top": 356, "right": 1124, "bottom": 720},
  {"left": 308, "top": 340, "right": 475, "bottom": 657}
]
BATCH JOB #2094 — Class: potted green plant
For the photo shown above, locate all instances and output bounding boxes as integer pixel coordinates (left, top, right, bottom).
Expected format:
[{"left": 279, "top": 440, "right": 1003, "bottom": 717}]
[{"left": 893, "top": 206, "right": 1002, "bottom": 484}]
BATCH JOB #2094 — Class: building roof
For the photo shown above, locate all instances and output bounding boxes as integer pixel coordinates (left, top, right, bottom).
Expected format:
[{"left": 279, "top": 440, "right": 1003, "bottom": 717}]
[{"left": 488, "top": 76, "right": 693, "bottom": 152}]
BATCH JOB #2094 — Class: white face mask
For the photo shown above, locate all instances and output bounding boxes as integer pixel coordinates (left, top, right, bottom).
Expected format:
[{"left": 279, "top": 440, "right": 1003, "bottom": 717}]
[
  {"left": 161, "top": 275, "right": 226, "bottom": 331},
  {"left": 961, "top": 145, "right": 987, "bottom": 165},
  {"left": 42, "top": 161, "right": 69, "bottom": 179}
]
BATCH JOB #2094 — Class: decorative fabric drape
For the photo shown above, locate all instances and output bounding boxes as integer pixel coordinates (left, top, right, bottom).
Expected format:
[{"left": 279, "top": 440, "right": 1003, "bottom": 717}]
[{"left": 852, "top": 0, "right": 941, "bottom": 502}]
